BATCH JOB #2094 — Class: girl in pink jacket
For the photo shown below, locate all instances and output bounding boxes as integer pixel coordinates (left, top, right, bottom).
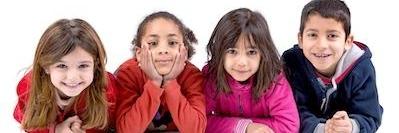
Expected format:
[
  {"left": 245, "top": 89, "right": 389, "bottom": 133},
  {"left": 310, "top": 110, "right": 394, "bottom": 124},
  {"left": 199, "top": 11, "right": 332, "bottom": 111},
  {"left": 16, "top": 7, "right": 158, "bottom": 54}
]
[{"left": 203, "top": 8, "right": 299, "bottom": 133}]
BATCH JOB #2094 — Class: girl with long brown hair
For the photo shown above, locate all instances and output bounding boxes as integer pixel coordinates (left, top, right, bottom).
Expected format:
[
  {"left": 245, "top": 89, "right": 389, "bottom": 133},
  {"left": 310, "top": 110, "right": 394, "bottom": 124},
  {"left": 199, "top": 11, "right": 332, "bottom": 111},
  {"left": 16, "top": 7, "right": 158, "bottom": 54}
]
[{"left": 13, "top": 18, "right": 117, "bottom": 133}]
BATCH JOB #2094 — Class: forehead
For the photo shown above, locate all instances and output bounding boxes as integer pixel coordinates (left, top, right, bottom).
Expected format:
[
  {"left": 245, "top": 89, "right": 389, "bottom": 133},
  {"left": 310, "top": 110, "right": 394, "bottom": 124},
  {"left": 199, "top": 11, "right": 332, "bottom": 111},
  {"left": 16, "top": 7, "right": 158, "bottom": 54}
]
[
  {"left": 58, "top": 46, "right": 93, "bottom": 62},
  {"left": 231, "top": 33, "right": 257, "bottom": 48},
  {"left": 143, "top": 18, "right": 183, "bottom": 37},
  {"left": 304, "top": 14, "right": 344, "bottom": 32}
]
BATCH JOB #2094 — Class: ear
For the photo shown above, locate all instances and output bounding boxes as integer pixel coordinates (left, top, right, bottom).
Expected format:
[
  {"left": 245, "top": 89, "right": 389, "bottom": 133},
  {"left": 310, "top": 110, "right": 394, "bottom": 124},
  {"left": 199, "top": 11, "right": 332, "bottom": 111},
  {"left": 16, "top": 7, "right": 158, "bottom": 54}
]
[
  {"left": 135, "top": 46, "right": 142, "bottom": 57},
  {"left": 44, "top": 68, "right": 50, "bottom": 74},
  {"left": 344, "top": 34, "right": 354, "bottom": 50},
  {"left": 297, "top": 33, "right": 303, "bottom": 49}
]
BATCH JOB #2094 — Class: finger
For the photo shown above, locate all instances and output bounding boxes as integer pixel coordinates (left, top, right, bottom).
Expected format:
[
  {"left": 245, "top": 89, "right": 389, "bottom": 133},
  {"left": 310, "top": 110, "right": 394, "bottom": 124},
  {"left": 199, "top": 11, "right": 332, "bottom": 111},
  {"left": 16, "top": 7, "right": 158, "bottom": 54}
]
[
  {"left": 71, "top": 122, "right": 85, "bottom": 133},
  {"left": 331, "top": 125, "right": 350, "bottom": 133},
  {"left": 331, "top": 119, "right": 351, "bottom": 127},
  {"left": 333, "top": 111, "right": 347, "bottom": 120},
  {"left": 65, "top": 115, "right": 80, "bottom": 124}
]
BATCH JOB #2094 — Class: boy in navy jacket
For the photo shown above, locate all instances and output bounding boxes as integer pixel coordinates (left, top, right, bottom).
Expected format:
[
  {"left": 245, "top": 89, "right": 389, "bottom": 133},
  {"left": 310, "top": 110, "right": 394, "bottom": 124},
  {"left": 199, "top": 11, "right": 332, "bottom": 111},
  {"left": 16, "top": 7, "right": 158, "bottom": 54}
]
[{"left": 282, "top": 0, "right": 383, "bottom": 132}]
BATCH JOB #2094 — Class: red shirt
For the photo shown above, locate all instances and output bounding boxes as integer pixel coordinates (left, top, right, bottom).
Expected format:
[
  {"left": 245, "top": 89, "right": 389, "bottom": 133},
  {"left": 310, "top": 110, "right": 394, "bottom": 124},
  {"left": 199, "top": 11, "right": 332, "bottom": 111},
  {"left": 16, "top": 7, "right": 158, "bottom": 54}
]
[
  {"left": 13, "top": 72, "right": 117, "bottom": 133},
  {"left": 115, "top": 58, "right": 206, "bottom": 133}
]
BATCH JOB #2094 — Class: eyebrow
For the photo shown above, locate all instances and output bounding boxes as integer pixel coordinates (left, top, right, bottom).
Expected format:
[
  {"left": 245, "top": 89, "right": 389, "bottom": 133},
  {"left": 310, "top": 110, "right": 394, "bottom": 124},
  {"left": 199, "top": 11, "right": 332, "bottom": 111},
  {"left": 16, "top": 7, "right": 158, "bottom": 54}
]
[{"left": 58, "top": 60, "right": 93, "bottom": 64}]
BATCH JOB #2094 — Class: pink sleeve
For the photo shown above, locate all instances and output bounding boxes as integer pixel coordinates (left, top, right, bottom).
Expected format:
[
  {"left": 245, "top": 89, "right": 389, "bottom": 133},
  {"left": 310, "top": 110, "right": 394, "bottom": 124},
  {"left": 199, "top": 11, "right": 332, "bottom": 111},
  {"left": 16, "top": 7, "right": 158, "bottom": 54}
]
[
  {"left": 251, "top": 74, "right": 300, "bottom": 133},
  {"left": 204, "top": 78, "right": 251, "bottom": 133}
]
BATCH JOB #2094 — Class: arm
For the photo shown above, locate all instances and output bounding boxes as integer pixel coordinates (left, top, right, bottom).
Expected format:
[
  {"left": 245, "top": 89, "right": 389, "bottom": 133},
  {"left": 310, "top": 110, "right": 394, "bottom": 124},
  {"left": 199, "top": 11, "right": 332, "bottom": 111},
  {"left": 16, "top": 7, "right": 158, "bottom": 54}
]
[
  {"left": 115, "top": 65, "right": 163, "bottom": 133},
  {"left": 162, "top": 65, "right": 206, "bottom": 133},
  {"left": 347, "top": 60, "right": 382, "bottom": 133},
  {"left": 203, "top": 74, "right": 250, "bottom": 133},
  {"left": 282, "top": 51, "right": 327, "bottom": 133},
  {"left": 250, "top": 74, "right": 300, "bottom": 133}
]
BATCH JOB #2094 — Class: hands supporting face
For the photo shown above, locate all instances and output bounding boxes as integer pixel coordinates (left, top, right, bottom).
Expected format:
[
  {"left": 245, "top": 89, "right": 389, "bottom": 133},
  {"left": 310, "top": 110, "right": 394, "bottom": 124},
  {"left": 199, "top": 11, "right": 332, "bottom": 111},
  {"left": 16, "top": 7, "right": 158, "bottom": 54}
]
[
  {"left": 136, "top": 42, "right": 187, "bottom": 88},
  {"left": 325, "top": 111, "right": 353, "bottom": 133},
  {"left": 246, "top": 123, "right": 274, "bottom": 133},
  {"left": 55, "top": 115, "right": 86, "bottom": 133}
]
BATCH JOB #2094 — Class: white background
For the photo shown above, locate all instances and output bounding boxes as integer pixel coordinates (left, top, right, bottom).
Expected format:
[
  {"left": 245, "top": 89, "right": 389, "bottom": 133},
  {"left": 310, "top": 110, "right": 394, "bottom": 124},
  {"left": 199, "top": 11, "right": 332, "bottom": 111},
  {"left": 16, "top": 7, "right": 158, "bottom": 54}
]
[{"left": 1, "top": 0, "right": 397, "bottom": 132}]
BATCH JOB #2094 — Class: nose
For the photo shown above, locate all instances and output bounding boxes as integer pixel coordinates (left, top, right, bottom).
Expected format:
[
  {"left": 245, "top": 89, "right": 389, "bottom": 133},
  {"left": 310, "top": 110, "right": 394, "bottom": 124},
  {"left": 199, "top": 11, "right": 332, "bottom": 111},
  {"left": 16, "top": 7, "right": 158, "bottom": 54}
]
[
  {"left": 155, "top": 42, "right": 169, "bottom": 55},
  {"left": 236, "top": 54, "right": 248, "bottom": 68},
  {"left": 315, "top": 37, "right": 329, "bottom": 50},
  {"left": 66, "top": 68, "right": 79, "bottom": 82}
]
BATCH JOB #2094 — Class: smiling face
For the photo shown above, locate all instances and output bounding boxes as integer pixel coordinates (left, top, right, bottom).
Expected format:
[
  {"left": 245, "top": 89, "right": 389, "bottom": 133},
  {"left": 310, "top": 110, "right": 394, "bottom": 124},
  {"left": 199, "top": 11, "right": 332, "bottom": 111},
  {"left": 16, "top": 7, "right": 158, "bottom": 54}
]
[
  {"left": 299, "top": 13, "right": 353, "bottom": 77},
  {"left": 141, "top": 18, "right": 183, "bottom": 75},
  {"left": 46, "top": 46, "right": 94, "bottom": 102},
  {"left": 223, "top": 34, "right": 260, "bottom": 82}
]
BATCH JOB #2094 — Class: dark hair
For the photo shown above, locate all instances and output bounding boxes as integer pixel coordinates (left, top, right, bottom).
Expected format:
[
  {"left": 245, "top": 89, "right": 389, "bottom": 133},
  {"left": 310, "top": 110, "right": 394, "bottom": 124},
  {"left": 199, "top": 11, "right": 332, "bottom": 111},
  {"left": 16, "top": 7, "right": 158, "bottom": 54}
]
[
  {"left": 206, "top": 8, "right": 281, "bottom": 100},
  {"left": 299, "top": 0, "right": 351, "bottom": 39},
  {"left": 132, "top": 11, "right": 197, "bottom": 59}
]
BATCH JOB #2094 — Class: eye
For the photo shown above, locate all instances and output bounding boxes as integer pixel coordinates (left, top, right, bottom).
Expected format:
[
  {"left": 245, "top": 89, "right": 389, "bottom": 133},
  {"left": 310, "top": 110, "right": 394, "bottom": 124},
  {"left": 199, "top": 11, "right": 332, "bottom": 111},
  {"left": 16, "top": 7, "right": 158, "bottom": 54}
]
[
  {"left": 56, "top": 64, "right": 67, "bottom": 69},
  {"left": 307, "top": 33, "right": 318, "bottom": 38},
  {"left": 226, "top": 48, "right": 237, "bottom": 55},
  {"left": 328, "top": 34, "right": 339, "bottom": 39},
  {"left": 78, "top": 64, "right": 90, "bottom": 69},
  {"left": 147, "top": 41, "right": 157, "bottom": 47},
  {"left": 168, "top": 41, "right": 179, "bottom": 47},
  {"left": 247, "top": 49, "right": 258, "bottom": 55}
]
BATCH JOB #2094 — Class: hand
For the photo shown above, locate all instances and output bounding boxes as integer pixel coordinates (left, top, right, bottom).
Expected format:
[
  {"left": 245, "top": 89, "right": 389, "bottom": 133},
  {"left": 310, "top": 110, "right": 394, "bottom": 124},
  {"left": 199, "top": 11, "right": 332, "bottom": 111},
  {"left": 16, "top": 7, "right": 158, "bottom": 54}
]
[
  {"left": 163, "top": 45, "right": 187, "bottom": 84},
  {"left": 55, "top": 115, "right": 85, "bottom": 133},
  {"left": 325, "top": 111, "right": 352, "bottom": 133},
  {"left": 136, "top": 43, "right": 163, "bottom": 87},
  {"left": 246, "top": 123, "right": 274, "bottom": 133}
]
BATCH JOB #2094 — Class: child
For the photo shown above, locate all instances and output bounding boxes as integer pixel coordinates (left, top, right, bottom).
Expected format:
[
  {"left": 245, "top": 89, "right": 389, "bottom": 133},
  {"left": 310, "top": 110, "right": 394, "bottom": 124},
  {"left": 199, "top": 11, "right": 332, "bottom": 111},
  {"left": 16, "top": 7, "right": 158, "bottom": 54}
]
[
  {"left": 13, "top": 19, "right": 117, "bottom": 133},
  {"left": 114, "top": 11, "right": 206, "bottom": 133},
  {"left": 282, "top": 0, "right": 383, "bottom": 132},
  {"left": 203, "top": 8, "right": 299, "bottom": 133}
]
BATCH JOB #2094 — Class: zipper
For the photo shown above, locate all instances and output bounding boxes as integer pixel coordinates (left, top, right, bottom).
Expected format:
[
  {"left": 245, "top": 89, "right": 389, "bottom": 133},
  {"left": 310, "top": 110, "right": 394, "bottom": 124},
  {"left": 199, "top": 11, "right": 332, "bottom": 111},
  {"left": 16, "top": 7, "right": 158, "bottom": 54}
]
[{"left": 238, "top": 94, "right": 243, "bottom": 115}]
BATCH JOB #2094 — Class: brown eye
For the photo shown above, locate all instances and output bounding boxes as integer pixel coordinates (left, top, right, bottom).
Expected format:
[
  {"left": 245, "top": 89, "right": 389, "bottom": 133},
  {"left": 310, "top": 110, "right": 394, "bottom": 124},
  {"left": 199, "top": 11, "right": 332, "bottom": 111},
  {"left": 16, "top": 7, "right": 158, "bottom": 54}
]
[
  {"left": 56, "top": 64, "right": 67, "bottom": 69},
  {"left": 226, "top": 49, "right": 237, "bottom": 55}
]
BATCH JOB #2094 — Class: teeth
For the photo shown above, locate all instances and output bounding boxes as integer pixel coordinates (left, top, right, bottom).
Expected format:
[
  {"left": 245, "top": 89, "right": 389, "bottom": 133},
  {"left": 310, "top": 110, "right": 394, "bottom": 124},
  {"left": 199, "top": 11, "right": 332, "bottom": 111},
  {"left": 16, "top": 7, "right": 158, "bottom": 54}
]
[{"left": 314, "top": 53, "right": 330, "bottom": 58}]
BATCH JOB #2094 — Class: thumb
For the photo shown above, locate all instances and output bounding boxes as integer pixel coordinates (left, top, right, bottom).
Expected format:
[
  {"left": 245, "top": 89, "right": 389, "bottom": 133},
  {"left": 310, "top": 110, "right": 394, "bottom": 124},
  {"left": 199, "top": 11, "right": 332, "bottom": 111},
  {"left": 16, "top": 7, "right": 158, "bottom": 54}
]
[
  {"left": 333, "top": 111, "right": 348, "bottom": 120},
  {"left": 65, "top": 115, "right": 82, "bottom": 124}
]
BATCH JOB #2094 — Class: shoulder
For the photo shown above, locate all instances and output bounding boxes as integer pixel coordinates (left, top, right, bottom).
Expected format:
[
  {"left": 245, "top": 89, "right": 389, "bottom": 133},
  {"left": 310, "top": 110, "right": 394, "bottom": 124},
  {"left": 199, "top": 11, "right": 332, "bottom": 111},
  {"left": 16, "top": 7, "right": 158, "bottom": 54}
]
[{"left": 17, "top": 72, "right": 32, "bottom": 97}]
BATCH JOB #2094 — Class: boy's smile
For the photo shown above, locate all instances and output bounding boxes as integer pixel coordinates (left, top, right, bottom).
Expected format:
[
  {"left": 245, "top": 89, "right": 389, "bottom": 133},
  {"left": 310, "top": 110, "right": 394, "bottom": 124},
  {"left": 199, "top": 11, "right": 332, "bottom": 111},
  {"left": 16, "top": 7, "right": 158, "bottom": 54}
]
[{"left": 299, "top": 13, "right": 352, "bottom": 77}]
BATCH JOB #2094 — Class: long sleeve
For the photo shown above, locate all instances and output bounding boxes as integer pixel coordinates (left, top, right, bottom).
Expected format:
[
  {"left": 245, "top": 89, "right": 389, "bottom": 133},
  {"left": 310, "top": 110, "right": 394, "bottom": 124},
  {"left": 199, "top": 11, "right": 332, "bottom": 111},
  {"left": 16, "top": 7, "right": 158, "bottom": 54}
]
[
  {"left": 346, "top": 60, "right": 382, "bottom": 133},
  {"left": 204, "top": 82, "right": 248, "bottom": 133},
  {"left": 162, "top": 64, "right": 206, "bottom": 133},
  {"left": 250, "top": 74, "right": 300, "bottom": 133},
  {"left": 114, "top": 63, "right": 164, "bottom": 133},
  {"left": 13, "top": 73, "right": 52, "bottom": 133}
]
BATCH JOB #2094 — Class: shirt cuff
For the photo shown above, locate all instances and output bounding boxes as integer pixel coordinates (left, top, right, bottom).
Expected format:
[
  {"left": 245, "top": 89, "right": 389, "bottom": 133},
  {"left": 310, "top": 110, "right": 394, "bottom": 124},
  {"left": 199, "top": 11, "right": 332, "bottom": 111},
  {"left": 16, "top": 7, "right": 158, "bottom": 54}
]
[
  {"left": 350, "top": 118, "right": 360, "bottom": 133},
  {"left": 235, "top": 119, "right": 253, "bottom": 133},
  {"left": 313, "top": 123, "right": 325, "bottom": 133}
]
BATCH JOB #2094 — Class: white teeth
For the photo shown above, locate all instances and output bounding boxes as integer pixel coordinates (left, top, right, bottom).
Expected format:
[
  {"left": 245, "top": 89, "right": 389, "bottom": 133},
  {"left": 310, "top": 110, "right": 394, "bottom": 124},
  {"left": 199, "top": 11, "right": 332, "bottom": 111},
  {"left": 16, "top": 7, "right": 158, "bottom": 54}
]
[{"left": 314, "top": 53, "right": 330, "bottom": 58}]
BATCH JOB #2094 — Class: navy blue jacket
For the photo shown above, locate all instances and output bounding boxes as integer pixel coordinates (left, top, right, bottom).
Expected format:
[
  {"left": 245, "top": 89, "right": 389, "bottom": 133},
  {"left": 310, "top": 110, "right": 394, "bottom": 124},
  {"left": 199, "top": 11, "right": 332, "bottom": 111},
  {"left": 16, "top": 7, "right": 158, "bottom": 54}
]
[{"left": 282, "top": 42, "right": 383, "bottom": 133}]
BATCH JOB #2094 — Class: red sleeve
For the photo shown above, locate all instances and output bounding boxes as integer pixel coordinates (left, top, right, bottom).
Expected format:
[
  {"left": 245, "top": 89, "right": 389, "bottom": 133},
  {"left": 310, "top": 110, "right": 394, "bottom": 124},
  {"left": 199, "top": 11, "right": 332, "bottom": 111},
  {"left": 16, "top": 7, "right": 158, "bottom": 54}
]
[
  {"left": 104, "top": 72, "right": 118, "bottom": 129},
  {"left": 114, "top": 59, "right": 164, "bottom": 133},
  {"left": 14, "top": 72, "right": 51, "bottom": 133},
  {"left": 162, "top": 63, "right": 206, "bottom": 133},
  {"left": 14, "top": 73, "right": 31, "bottom": 123}
]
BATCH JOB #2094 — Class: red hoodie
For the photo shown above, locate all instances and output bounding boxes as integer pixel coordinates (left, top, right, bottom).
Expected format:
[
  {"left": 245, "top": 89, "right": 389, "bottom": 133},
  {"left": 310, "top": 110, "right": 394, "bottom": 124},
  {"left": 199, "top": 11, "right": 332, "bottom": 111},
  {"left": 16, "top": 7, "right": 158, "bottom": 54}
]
[
  {"left": 13, "top": 72, "right": 117, "bottom": 133},
  {"left": 114, "top": 58, "right": 206, "bottom": 133}
]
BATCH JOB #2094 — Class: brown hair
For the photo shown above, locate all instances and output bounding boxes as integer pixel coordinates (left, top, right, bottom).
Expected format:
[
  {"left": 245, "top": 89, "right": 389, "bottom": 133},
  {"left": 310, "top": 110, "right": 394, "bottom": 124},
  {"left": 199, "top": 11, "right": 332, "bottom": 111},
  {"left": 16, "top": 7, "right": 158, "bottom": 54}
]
[
  {"left": 206, "top": 8, "right": 281, "bottom": 100},
  {"left": 132, "top": 11, "right": 197, "bottom": 59},
  {"left": 299, "top": 0, "right": 351, "bottom": 39},
  {"left": 22, "top": 19, "right": 109, "bottom": 130}
]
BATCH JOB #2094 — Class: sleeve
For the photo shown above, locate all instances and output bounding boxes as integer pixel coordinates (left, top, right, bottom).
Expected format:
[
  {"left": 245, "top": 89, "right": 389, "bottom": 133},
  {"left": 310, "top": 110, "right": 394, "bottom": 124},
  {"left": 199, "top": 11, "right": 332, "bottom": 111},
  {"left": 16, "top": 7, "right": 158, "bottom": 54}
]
[
  {"left": 104, "top": 72, "right": 118, "bottom": 130},
  {"left": 250, "top": 74, "right": 300, "bottom": 133},
  {"left": 14, "top": 73, "right": 51, "bottom": 133},
  {"left": 114, "top": 66, "right": 164, "bottom": 133},
  {"left": 282, "top": 50, "right": 326, "bottom": 133},
  {"left": 162, "top": 65, "right": 206, "bottom": 133},
  {"left": 14, "top": 74, "right": 30, "bottom": 123},
  {"left": 347, "top": 60, "right": 382, "bottom": 133},
  {"left": 203, "top": 74, "right": 251, "bottom": 133}
]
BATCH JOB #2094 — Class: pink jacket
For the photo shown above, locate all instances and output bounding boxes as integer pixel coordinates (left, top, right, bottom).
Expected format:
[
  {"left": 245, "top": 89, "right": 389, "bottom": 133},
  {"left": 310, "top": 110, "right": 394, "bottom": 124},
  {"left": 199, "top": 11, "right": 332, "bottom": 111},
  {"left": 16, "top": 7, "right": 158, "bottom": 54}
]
[{"left": 204, "top": 68, "right": 299, "bottom": 133}]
